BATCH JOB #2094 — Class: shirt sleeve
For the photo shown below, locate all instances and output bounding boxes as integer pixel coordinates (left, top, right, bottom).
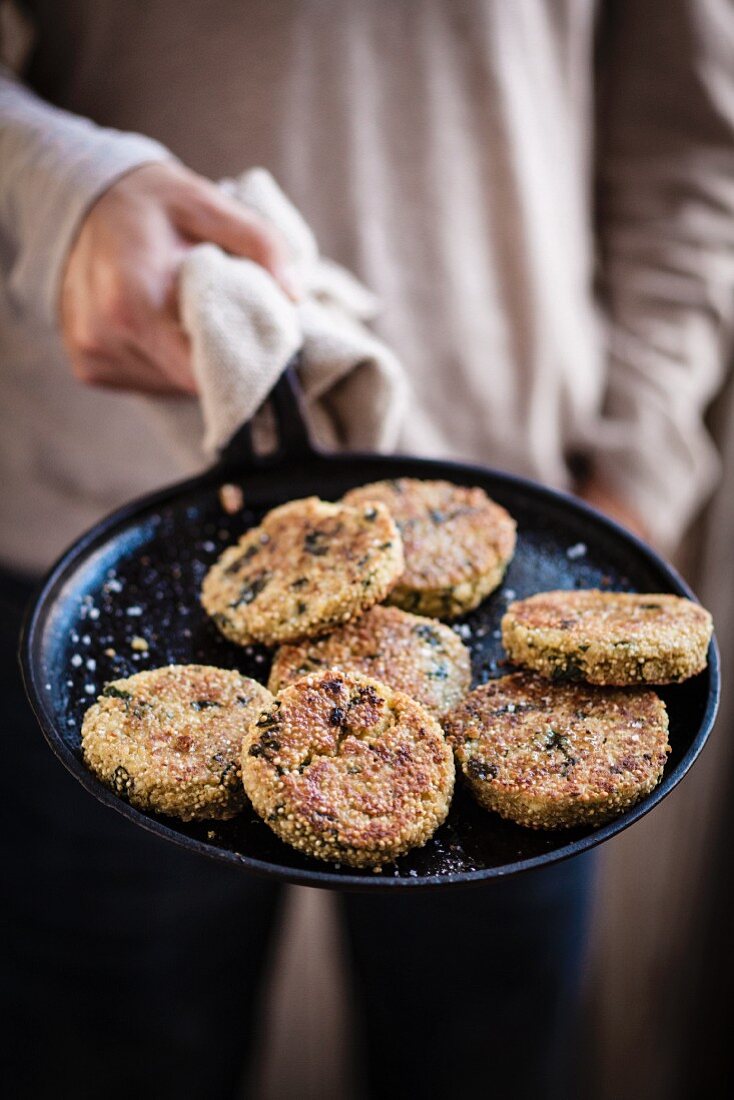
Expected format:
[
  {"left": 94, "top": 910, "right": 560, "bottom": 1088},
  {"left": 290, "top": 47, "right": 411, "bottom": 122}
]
[
  {"left": 591, "top": 0, "right": 734, "bottom": 550},
  {"left": 0, "top": 65, "right": 175, "bottom": 327}
]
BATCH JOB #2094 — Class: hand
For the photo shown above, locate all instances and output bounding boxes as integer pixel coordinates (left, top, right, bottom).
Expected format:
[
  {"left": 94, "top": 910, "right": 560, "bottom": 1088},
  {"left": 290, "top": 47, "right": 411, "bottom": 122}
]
[
  {"left": 578, "top": 476, "right": 649, "bottom": 542},
  {"left": 60, "top": 161, "right": 299, "bottom": 396}
]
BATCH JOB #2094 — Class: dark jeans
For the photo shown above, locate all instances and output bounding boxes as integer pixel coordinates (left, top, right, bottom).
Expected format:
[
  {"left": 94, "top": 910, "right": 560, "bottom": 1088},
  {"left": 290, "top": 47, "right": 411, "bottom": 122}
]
[{"left": 1, "top": 571, "right": 593, "bottom": 1099}]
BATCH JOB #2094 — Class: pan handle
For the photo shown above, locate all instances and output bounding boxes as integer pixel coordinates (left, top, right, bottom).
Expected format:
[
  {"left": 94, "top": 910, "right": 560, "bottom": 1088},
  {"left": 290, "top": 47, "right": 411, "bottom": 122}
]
[{"left": 216, "top": 353, "right": 314, "bottom": 474}]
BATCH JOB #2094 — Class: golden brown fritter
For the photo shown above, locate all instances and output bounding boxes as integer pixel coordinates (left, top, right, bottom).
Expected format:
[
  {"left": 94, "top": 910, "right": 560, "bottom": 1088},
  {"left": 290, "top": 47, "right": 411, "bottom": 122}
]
[
  {"left": 242, "top": 669, "right": 455, "bottom": 867},
  {"left": 342, "top": 478, "right": 516, "bottom": 618},
  {"left": 201, "top": 496, "right": 404, "bottom": 646},
  {"left": 443, "top": 672, "right": 670, "bottom": 829},
  {"left": 268, "top": 606, "right": 471, "bottom": 717},
  {"left": 81, "top": 665, "right": 272, "bottom": 821},
  {"left": 502, "top": 590, "right": 713, "bottom": 685}
]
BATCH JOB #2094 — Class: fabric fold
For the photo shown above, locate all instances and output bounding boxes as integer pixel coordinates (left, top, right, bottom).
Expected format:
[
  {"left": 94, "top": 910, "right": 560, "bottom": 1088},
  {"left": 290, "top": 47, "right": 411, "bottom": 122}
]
[{"left": 179, "top": 169, "right": 408, "bottom": 457}]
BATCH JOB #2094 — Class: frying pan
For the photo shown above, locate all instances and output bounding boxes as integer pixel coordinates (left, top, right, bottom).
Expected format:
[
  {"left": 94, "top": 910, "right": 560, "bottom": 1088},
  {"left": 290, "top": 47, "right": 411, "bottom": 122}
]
[{"left": 20, "top": 365, "right": 719, "bottom": 891}]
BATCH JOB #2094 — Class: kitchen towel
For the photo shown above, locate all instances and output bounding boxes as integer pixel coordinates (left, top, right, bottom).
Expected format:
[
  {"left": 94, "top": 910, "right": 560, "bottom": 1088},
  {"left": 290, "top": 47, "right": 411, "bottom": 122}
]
[{"left": 178, "top": 168, "right": 408, "bottom": 457}]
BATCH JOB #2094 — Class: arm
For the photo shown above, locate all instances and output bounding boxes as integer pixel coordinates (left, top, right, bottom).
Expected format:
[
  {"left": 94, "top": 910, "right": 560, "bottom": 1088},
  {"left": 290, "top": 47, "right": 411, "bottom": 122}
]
[
  {"left": 0, "top": 67, "right": 296, "bottom": 394},
  {"left": 0, "top": 65, "right": 172, "bottom": 326},
  {"left": 588, "top": 0, "right": 734, "bottom": 550}
]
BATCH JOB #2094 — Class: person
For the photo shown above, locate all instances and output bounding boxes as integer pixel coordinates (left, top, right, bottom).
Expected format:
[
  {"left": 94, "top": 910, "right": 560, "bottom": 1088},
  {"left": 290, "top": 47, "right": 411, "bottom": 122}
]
[{"left": 1, "top": 2, "right": 732, "bottom": 1098}]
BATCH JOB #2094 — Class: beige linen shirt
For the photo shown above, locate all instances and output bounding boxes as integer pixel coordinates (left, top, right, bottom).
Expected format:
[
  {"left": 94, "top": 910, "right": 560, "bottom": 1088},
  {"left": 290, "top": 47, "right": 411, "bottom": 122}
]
[{"left": 1, "top": 0, "right": 733, "bottom": 573}]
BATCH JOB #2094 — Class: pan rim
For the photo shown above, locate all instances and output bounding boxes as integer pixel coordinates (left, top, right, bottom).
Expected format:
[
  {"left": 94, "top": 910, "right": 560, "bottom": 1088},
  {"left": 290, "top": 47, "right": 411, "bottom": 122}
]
[{"left": 19, "top": 450, "right": 720, "bottom": 891}]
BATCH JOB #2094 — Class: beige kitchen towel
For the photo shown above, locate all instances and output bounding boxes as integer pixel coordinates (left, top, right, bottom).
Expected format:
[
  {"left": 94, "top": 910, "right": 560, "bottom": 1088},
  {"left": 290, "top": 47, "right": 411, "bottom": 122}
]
[{"left": 179, "top": 169, "right": 408, "bottom": 457}]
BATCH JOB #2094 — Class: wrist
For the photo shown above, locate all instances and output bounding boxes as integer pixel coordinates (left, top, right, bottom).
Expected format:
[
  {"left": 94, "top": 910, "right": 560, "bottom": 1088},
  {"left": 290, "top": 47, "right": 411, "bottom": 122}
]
[{"left": 577, "top": 471, "right": 650, "bottom": 545}]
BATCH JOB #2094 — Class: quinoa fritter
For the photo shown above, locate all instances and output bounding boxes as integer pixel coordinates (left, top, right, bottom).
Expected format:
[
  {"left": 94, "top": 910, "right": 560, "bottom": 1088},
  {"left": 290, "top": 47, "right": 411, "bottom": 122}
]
[
  {"left": 502, "top": 590, "right": 713, "bottom": 686},
  {"left": 201, "top": 496, "right": 404, "bottom": 646},
  {"left": 342, "top": 478, "right": 516, "bottom": 618},
  {"left": 81, "top": 665, "right": 273, "bottom": 821},
  {"left": 242, "top": 670, "right": 455, "bottom": 867},
  {"left": 443, "top": 672, "right": 670, "bottom": 829},
  {"left": 268, "top": 606, "right": 471, "bottom": 717}
]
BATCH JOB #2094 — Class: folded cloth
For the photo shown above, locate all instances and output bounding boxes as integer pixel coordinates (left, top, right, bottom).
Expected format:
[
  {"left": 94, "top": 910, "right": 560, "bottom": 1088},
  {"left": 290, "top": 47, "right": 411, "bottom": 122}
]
[{"left": 178, "top": 169, "right": 408, "bottom": 458}]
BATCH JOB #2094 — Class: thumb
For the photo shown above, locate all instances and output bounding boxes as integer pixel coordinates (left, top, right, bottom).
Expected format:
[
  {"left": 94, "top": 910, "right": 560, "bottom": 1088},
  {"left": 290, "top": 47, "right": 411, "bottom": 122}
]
[{"left": 179, "top": 189, "right": 302, "bottom": 300}]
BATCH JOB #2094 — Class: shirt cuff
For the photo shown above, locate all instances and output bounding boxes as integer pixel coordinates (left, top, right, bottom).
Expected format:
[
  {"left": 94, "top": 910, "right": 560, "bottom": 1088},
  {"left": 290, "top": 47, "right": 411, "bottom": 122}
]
[
  {"left": 1, "top": 68, "right": 175, "bottom": 326},
  {"left": 11, "top": 131, "right": 175, "bottom": 327}
]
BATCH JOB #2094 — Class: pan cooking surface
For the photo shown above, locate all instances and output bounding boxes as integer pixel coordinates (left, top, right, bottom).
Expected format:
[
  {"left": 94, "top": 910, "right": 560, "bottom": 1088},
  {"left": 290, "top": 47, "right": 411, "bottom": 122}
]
[{"left": 24, "top": 453, "right": 718, "bottom": 890}]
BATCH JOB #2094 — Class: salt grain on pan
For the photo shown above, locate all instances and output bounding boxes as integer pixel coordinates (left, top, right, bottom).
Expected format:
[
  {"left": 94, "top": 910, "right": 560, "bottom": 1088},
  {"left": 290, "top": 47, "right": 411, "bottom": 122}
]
[
  {"left": 86, "top": 658, "right": 96, "bottom": 671},
  {"left": 503, "top": 588, "right": 516, "bottom": 601},
  {"left": 81, "top": 634, "right": 91, "bottom": 645},
  {"left": 106, "top": 578, "right": 123, "bottom": 593},
  {"left": 566, "top": 542, "right": 587, "bottom": 560},
  {"left": 453, "top": 623, "right": 472, "bottom": 639},
  {"left": 126, "top": 606, "right": 143, "bottom": 617},
  {"left": 84, "top": 684, "right": 95, "bottom": 695},
  {"left": 201, "top": 540, "right": 216, "bottom": 553},
  {"left": 71, "top": 654, "right": 82, "bottom": 667}
]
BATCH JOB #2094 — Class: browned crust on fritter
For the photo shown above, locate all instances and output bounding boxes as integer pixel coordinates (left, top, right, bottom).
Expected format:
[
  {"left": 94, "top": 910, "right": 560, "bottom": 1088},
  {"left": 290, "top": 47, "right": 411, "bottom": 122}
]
[
  {"left": 242, "top": 670, "right": 455, "bottom": 867},
  {"left": 268, "top": 606, "right": 471, "bottom": 717},
  {"left": 201, "top": 496, "right": 404, "bottom": 646},
  {"left": 443, "top": 672, "right": 670, "bottom": 829},
  {"left": 502, "top": 590, "right": 713, "bottom": 686},
  {"left": 81, "top": 665, "right": 273, "bottom": 822},
  {"left": 342, "top": 479, "right": 516, "bottom": 618}
]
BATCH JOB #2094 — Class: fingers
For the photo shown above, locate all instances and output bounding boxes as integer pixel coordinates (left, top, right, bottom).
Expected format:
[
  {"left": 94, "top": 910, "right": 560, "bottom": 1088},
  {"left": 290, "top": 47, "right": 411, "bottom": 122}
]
[
  {"left": 134, "top": 313, "right": 197, "bottom": 395},
  {"left": 62, "top": 286, "right": 196, "bottom": 397},
  {"left": 64, "top": 346, "right": 191, "bottom": 396},
  {"left": 176, "top": 186, "right": 302, "bottom": 300},
  {"left": 61, "top": 245, "right": 197, "bottom": 396},
  {"left": 59, "top": 158, "right": 299, "bottom": 402}
]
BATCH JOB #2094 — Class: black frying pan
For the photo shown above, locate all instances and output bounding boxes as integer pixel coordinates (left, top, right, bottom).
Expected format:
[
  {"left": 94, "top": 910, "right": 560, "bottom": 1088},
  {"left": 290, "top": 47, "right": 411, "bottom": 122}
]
[{"left": 20, "top": 367, "right": 720, "bottom": 891}]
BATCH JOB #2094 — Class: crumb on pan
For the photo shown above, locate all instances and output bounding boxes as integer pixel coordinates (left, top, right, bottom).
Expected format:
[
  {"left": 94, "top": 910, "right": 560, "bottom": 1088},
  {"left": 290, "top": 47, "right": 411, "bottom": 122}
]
[{"left": 219, "top": 483, "right": 244, "bottom": 514}]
